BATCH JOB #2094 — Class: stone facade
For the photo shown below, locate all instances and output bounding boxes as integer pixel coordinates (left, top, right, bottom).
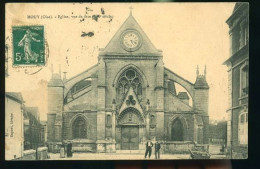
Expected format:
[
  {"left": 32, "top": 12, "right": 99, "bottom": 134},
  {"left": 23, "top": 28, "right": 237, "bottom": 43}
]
[
  {"left": 224, "top": 2, "right": 249, "bottom": 159},
  {"left": 47, "top": 12, "right": 209, "bottom": 153}
]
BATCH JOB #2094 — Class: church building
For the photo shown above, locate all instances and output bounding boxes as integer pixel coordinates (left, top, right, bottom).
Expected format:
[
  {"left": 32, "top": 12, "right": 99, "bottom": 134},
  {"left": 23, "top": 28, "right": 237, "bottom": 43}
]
[{"left": 47, "top": 11, "right": 209, "bottom": 153}]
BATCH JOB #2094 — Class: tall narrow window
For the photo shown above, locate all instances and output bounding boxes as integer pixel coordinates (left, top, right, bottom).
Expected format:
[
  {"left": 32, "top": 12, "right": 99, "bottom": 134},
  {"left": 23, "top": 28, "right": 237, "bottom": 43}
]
[
  {"left": 239, "top": 18, "right": 249, "bottom": 49},
  {"left": 240, "top": 63, "right": 249, "bottom": 97},
  {"left": 106, "top": 114, "right": 112, "bottom": 127}
]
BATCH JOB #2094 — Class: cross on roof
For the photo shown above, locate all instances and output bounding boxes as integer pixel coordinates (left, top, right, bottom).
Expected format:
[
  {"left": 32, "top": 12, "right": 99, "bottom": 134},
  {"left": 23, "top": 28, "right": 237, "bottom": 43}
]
[{"left": 129, "top": 6, "right": 133, "bottom": 15}]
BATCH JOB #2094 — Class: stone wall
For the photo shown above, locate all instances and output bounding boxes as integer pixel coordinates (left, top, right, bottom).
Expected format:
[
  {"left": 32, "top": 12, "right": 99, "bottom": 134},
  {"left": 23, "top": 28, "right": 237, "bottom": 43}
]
[
  {"left": 231, "top": 107, "right": 241, "bottom": 147},
  {"left": 163, "top": 142, "right": 194, "bottom": 154},
  {"left": 164, "top": 112, "right": 195, "bottom": 141},
  {"left": 194, "top": 89, "right": 209, "bottom": 114},
  {"left": 47, "top": 142, "right": 62, "bottom": 153},
  {"left": 62, "top": 112, "right": 97, "bottom": 140},
  {"left": 72, "top": 141, "right": 96, "bottom": 152},
  {"left": 104, "top": 59, "right": 158, "bottom": 110},
  {"left": 14, "top": 147, "right": 49, "bottom": 160},
  {"left": 231, "top": 145, "right": 248, "bottom": 159}
]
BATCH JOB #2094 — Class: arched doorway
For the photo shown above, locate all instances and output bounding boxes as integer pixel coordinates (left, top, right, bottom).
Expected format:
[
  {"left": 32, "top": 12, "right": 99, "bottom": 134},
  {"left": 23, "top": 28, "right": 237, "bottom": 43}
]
[
  {"left": 117, "top": 107, "right": 145, "bottom": 150},
  {"left": 171, "top": 118, "right": 184, "bottom": 141},
  {"left": 72, "top": 116, "right": 87, "bottom": 139}
]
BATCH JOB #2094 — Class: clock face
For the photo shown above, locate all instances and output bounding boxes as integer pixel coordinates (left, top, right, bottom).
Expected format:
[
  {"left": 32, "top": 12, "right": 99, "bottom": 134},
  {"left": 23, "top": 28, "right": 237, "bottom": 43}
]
[{"left": 122, "top": 32, "right": 140, "bottom": 49}]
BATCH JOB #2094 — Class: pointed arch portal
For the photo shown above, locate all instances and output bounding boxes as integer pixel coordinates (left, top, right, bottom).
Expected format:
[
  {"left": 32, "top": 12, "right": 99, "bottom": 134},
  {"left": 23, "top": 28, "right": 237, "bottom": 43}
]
[
  {"left": 168, "top": 115, "right": 188, "bottom": 141},
  {"left": 117, "top": 107, "right": 144, "bottom": 150},
  {"left": 71, "top": 115, "right": 88, "bottom": 139},
  {"left": 171, "top": 118, "right": 184, "bottom": 141}
]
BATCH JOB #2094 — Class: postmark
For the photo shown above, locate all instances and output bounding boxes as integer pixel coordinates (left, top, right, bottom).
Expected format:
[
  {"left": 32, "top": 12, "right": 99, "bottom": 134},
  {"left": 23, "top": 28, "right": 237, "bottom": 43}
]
[{"left": 12, "top": 25, "right": 45, "bottom": 66}]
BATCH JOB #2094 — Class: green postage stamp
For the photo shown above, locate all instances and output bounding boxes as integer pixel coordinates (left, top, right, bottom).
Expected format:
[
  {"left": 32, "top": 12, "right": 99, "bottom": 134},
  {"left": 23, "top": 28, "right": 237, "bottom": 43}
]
[{"left": 12, "top": 26, "right": 45, "bottom": 66}]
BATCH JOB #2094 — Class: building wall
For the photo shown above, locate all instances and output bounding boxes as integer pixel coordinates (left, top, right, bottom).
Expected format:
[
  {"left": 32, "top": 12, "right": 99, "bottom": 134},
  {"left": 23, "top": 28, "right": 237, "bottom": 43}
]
[
  {"left": 164, "top": 112, "right": 195, "bottom": 142},
  {"left": 104, "top": 59, "right": 158, "bottom": 109},
  {"left": 46, "top": 12, "right": 210, "bottom": 151},
  {"left": 62, "top": 112, "right": 97, "bottom": 141},
  {"left": 64, "top": 87, "right": 96, "bottom": 110},
  {"left": 5, "top": 97, "right": 24, "bottom": 160},
  {"left": 208, "top": 121, "right": 227, "bottom": 144},
  {"left": 167, "top": 93, "right": 192, "bottom": 112},
  {"left": 47, "top": 84, "right": 64, "bottom": 142},
  {"left": 225, "top": 3, "right": 249, "bottom": 158}
]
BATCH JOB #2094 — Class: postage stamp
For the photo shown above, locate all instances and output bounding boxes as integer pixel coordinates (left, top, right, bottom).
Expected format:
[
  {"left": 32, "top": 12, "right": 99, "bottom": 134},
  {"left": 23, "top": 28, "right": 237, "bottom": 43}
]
[{"left": 12, "top": 26, "right": 45, "bottom": 66}]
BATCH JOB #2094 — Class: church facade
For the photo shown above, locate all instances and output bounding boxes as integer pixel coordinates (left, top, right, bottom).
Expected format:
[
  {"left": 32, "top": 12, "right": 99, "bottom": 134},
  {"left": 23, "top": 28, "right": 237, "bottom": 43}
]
[{"left": 47, "top": 12, "right": 209, "bottom": 153}]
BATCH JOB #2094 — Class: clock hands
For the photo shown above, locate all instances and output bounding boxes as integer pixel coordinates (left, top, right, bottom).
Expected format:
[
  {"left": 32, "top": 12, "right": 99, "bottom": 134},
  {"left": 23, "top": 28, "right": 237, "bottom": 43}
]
[{"left": 130, "top": 40, "right": 137, "bottom": 46}]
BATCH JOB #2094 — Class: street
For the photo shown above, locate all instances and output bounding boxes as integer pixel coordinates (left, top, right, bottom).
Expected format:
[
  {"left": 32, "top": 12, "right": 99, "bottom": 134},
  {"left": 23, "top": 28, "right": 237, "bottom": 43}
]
[
  {"left": 48, "top": 152, "right": 226, "bottom": 160},
  {"left": 49, "top": 153, "right": 190, "bottom": 160}
]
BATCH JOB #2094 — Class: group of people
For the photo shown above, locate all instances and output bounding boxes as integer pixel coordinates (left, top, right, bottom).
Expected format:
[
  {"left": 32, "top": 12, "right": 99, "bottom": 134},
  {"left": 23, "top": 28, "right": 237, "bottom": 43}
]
[
  {"left": 60, "top": 142, "right": 73, "bottom": 158},
  {"left": 59, "top": 139, "right": 161, "bottom": 159},
  {"left": 145, "top": 139, "right": 161, "bottom": 159}
]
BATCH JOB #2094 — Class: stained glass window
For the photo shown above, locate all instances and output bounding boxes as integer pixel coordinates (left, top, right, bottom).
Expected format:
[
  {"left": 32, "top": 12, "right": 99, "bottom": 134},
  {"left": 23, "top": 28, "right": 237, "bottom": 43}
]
[{"left": 117, "top": 69, "right": 142, "bottom": 101}]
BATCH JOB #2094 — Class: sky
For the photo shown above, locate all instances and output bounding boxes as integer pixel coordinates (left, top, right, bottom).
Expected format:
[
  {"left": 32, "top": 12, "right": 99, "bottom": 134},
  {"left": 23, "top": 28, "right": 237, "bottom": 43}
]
[{"left": 5, "top": 3, "right": 235, "bottom": 121}]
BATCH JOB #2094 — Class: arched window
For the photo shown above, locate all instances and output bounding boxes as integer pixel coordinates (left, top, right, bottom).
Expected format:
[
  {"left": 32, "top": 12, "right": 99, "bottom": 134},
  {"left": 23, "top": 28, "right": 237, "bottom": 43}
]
[
  {"left": 171, "top": 118, "right": 184, "bottom": 141},
  {"left": 72, "top": 117, "right": 87, "bottom": 139},
  {"left": 71, "top": 78, "right": 92, "bottom": 94},
  {"left": 117, "top": 69, "right": 143, "bottom": 101},
  {"left": 64, "top": 78, "right": 92, "bottom": 104}
]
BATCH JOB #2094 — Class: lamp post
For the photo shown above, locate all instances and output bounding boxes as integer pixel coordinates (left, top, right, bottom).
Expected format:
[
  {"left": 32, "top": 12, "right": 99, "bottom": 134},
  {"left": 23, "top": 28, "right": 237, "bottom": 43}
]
[{"left": 31, "top": 121, "right": 40, "bottom": 160}]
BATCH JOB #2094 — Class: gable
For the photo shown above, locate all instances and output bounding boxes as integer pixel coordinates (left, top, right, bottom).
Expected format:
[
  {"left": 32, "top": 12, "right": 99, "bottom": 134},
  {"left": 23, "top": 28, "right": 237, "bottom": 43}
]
[
  {"left": 119, "top": 86, "right": 144, "bottom": 116},
  {"left": 99, "top": 13, "right": 162, "bottom": 57}
]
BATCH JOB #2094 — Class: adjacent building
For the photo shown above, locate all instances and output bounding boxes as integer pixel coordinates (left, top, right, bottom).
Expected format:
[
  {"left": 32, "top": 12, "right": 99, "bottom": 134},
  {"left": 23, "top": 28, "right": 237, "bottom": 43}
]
[
  {"left": 224, "top": 2, "right": 249, "bottom": 159},
  {"left": 208, "top": 120, "right": 227, "bottom": 145},
  {"left": 47, "top": 12, "right": 210, "bottom": 153},
  {"left": 24, "top": 107, "right": 45, "bottom": 150},
  {"left": 5, "top": 92, "right": 25, "bottom": 160}
]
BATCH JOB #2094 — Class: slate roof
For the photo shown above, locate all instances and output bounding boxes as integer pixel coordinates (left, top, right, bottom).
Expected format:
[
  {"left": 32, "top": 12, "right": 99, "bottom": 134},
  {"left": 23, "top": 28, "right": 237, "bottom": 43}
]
[
  {"left": 6, "top": 92, "right": 24, "bottom": 103},
  {"left": 25, "top": 107, "right": 39, "bottom": 121},
  {"left": 194, "top": 75, "right": 209, "bottom": 89},
  {"left": 48, "top": 73, "right": 64, "bottom": 87},
  {"left": 23, "top": 107, "right": 41, "bottom": 127},
  {"left": 177, "top": 92, "right": 189, "bottom": 100}
]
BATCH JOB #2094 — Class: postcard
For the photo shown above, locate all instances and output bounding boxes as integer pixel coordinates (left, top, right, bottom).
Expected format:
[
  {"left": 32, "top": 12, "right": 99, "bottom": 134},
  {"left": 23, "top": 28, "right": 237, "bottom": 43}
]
[{"left": 5, "top": 2, "right": 248, "bottom": 160}]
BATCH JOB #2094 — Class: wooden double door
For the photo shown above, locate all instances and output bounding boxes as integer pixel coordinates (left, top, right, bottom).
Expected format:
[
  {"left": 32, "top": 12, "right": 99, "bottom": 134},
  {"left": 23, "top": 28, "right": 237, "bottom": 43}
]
[{"left": 121, "top": 126, "right": 139, "bottom": 150}]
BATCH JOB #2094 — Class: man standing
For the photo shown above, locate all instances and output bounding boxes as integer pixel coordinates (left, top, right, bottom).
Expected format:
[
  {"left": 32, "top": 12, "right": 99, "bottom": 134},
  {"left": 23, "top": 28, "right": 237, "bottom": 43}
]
[
  {"left": 145, "top": 139, "right": 153, "bottom": 159},
  {"left": 67, "top": 142, "right": 73, "bottom": 157},
  {"left": 155, "top": 141, "right": 161, "bottom": 159}
]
